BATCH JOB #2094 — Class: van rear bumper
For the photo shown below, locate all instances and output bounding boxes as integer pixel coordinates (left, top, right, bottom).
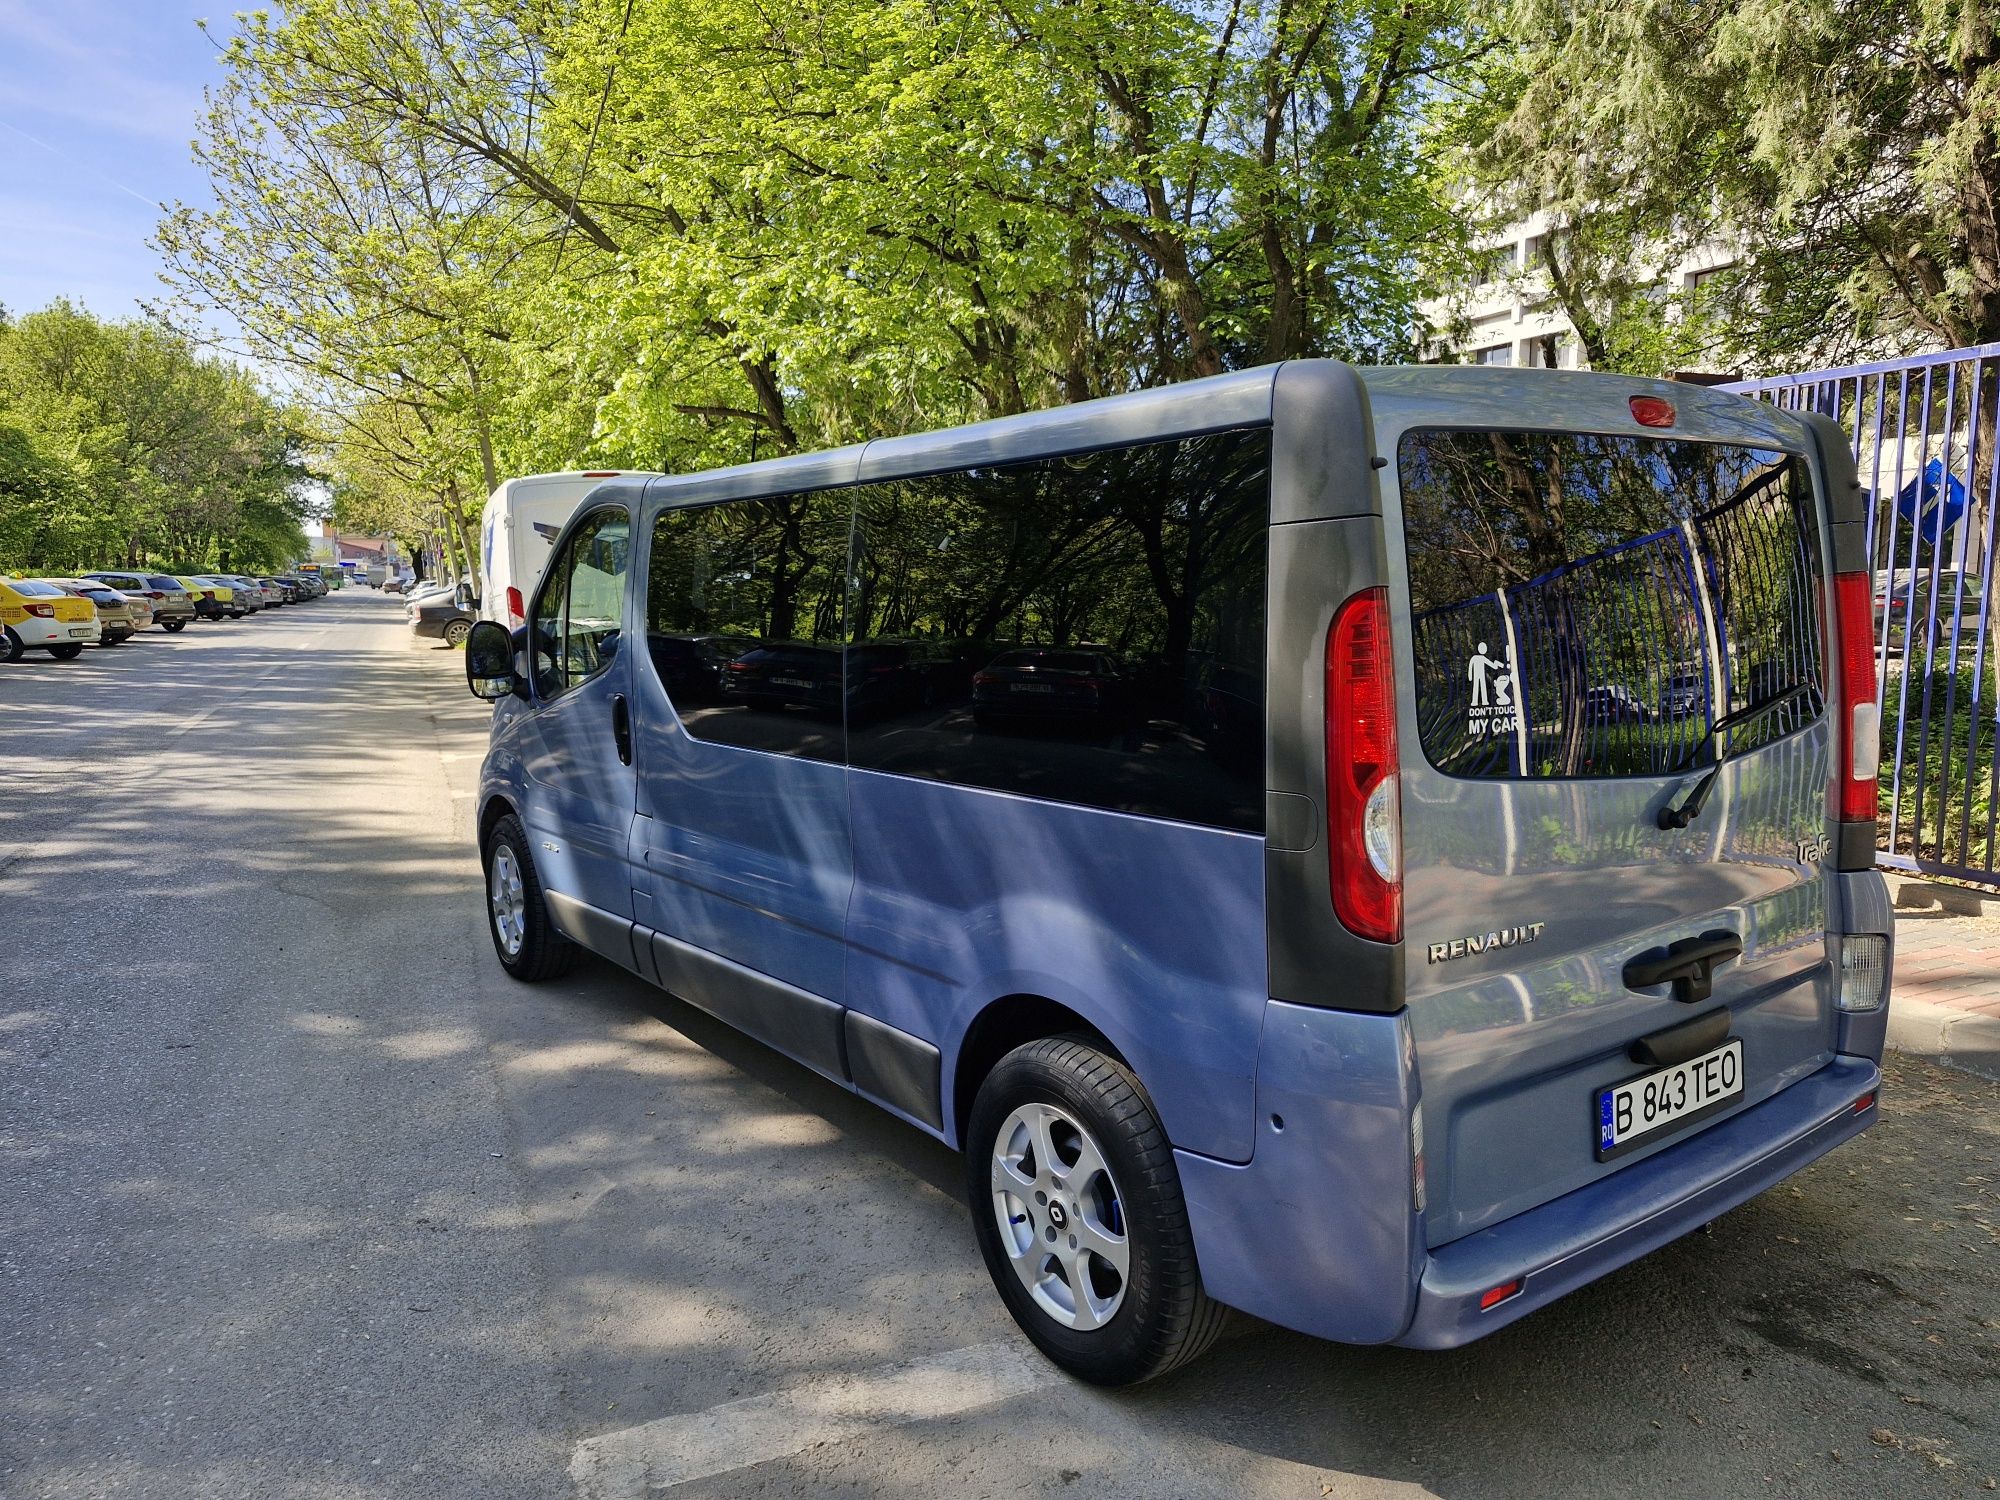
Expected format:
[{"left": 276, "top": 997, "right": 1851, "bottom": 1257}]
[{"left": 1395, "top": 1052, "right": 1879, "bottom": 1348}]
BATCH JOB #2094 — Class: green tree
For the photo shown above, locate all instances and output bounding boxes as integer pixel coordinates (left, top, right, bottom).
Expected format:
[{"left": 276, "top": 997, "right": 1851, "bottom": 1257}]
[{"left": 1454, "top": 0, "right": 2000, "bottom": 369}]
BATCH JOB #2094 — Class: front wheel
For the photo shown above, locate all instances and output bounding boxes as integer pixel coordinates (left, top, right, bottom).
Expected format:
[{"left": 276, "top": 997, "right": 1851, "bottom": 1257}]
[
  {"left": 46, "top": 643, "right": 84, "bottom": 660},
  {"left": 966, "top": 1036, "right": 1227, "bottom": 1385},
  {"left": 481, "top": 814, "right": 579, "bottom": 982}
]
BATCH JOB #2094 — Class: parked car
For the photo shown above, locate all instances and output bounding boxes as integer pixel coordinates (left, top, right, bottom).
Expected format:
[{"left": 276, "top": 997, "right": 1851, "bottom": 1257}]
[
  {"left": 45, "top": 579, "right": 138, "bottom": 644},
  {"left": 196, "top": 575, "right": 258, "bottom": 616},
  {"left": 646, "top": 633, "right": 759, "bottom": 702},
  {"left": 173, "top": 576, "right": 233, "bottom": 621},
  {"left": 971, "top": 647, "right": 1140, "bottom": 728},
  {"left": 1582, "top": 683, "right": 1652, "bottom": 724},
  {"left": 719, "top": 641, "right": 844, "bottom": 713},
  {"left": 0, "top": 577, "right": 99, "bottom": 660},
  {"left": 260, "top": 576, "right": 296, "bottom": 604},
  {"left": 402, "top": 579, "right": 456, "bottom": 615},
  {"left": 412, "top": 582, "right": 478, "bottom": 646},
  {"left": 383, "top": 575, "right": 409, "bottom": 596},
  {"left": 458, "top": 364, "right": 1891, "bottom": 1385},
  {"left": 226, "top": 574, "right": 275, "bottom": 609},
  {"left": 83, "top": 571, "right": 197, "bottom": 631},
  {"left": 1874, "top": 568, "right": 1987, "bottom": 650}
]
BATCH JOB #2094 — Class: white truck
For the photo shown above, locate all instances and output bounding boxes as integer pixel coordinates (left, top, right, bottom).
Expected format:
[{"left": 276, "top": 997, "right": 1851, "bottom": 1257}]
[{"left": 478, "top": 471, "right": 649, "bottom": 628}]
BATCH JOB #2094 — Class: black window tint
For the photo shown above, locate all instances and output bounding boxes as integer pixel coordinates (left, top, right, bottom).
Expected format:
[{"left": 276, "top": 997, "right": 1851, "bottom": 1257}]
[
  {"left": 644, "top": 492, "right": 848, "bottom": 763},
  {"left": 1398, "top": 430, "right": 1823, "bottom": 780},
  {"left": 846, "top": 429, "right": 1270, "bottom": 831}
]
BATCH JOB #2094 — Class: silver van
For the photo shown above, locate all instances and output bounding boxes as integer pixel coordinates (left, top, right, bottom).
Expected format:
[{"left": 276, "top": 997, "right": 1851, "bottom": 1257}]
[{"left": 465, "top": 363, "right": 1891, "bottom": 1383}]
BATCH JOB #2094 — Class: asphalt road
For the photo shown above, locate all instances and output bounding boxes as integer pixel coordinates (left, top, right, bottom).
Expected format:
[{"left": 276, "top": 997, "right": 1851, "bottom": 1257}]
[{"left": 3, "top": 587, "right": 1997, "bottom": 1500}]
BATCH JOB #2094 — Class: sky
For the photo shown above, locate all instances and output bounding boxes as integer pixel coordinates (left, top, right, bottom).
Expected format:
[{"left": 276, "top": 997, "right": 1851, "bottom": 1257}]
[{"left": 0, "top": 0, "right": 225, "bottom": 322}]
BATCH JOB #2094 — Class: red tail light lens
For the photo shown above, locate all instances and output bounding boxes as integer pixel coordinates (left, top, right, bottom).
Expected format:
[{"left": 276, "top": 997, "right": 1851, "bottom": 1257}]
[
  {"left": 1480, "top": 1278, "right": 1525, "bottom": 1311},
  {"left": 24, "top": 603, "right": 55, "bottom": 618},
  {"left": 1326, "top": 588, "right": 1402, "bottom": 943},
  {"left": 1629, "top": 395, "right": 1676, "bottom": 428},
  {"left": 505, "top": 585, "right": 525, "bottom": 627},
  {"left": 1832, "top": 571, "right": 1880, "bottom": 823}
]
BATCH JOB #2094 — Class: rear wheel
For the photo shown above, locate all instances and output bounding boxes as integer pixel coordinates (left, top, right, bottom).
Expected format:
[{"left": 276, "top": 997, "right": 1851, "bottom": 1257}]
[
  {"left": 163, "top": 618, "right": 187, "bottom": 632},
  {"left": 443, "top": 619, "right": 473, "bottom": 647},
  {"left": 966, "top": 1035, "right": 1227, "bottom": 1385},
  {"left": 0, "top": 628, "right": 22, "bottom": 664},
  {"left": 481, "top": 814, "right": 579, "bottom": 981},
  {"left": 46, "top": 643, "right": 83, "bottom": 660}
]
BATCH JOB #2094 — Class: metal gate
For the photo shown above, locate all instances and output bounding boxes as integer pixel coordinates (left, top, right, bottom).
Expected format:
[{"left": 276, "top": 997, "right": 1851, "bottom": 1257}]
[{"left": 1724, "top": 347, "right": 2000, "bottom": 887}]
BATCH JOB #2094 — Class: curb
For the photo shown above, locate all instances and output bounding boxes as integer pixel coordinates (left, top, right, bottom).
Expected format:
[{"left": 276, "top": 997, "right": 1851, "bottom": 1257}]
[{"left": 1886, "top": 993, "right": 2000, "bottom": 1082}]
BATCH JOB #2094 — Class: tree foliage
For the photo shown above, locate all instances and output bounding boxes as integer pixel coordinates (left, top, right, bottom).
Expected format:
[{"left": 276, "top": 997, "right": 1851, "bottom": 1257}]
[
  {"left": 1452, "top": 0, "right": 2000, "bottom": 371},
  {"left": 156, "top": 0, "right": 1478, "bottom": 533},
  {"left": 0, "top": 304, "right": 311, "bottom": 574}
]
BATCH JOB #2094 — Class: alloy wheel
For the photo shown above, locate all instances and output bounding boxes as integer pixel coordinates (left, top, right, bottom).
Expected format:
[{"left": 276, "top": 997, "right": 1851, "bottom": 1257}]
[
  {"left": 990, "top": 1101, "right": 1131, "bottom": 1331},
  {"left": 488, "top": 843, "right": 527, "bottom": 958}
]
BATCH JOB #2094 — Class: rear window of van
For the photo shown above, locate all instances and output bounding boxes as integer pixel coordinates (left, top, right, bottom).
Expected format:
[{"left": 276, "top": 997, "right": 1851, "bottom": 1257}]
[{"left": 1397, "top": 429, "right": 1824, "bottom": 780}]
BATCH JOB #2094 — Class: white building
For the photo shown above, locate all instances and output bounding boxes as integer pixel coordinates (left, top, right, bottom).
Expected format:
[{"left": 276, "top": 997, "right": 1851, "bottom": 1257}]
[{"left": 1425, "top": 210, "right": 1740, "bottom": 371}]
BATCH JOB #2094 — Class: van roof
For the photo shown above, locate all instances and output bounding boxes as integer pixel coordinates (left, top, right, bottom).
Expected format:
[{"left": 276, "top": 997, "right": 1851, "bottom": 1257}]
[{"left": 571, "top": 362, "right": 1819, "bottom": 527}]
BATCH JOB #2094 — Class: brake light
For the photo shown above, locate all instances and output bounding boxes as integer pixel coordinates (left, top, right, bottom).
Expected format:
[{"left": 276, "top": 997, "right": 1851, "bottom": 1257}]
[
  {"left": 505, "top": 585, "right": 525, "bottom": 628},
  {"left": 972, "top": 672, "right": 998, "bottom": 687},
  {"left": 1629, "top": 395, "right": 1676, "bottom": 428},
  {"left": 1326, "top": 588, "right": 1402, "bottom": 943},
  {"left": 581, "top": 471, "right": 620, "bottom": 478},
  {"left": 24, "top": 603, "right": 55, "bottom": 618},
  {"left": 1832, "top": 571, "right": 1880, "bottom": 823},
  {"left": 148, "top": 590, "right": 165, "bottom": 599}
]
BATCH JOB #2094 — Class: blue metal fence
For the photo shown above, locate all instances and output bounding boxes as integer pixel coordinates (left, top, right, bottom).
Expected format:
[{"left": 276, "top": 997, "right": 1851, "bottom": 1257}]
[{"left": 1724, "top": 347, "right": 2000, "bottom": 887}]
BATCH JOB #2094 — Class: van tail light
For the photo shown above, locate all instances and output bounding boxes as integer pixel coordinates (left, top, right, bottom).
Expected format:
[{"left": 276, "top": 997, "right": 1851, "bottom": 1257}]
[
  {"left": 1832, "top": 571, "right": 1880, "bottom": 823},
  {"left": 1326, "top": 588, "right": 1402, "bottom": 943},
  {"left": 24, "top": 603, "right": 55, "bottom": 618},
  {"left": 1479, "top": 1278, "right": 1525, "bottom": 1311},
  {"left": 505, "top": 585, "right": 525, "bottom": 628}
]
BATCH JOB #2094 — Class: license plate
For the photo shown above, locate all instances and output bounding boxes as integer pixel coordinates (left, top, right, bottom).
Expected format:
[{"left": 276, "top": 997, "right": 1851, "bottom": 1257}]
[
  {"left": 1013, "top": 682, "right": 1056, "bottom": 693},
  {"left": 771, "top": 676, "right": 814, "bottom": 689},
  {"left": 68, "top": 627, "right": 93, "bottom": 637},
  {"left": 1596, "top": 1039, "right": 1742, "bottom": 1160}
]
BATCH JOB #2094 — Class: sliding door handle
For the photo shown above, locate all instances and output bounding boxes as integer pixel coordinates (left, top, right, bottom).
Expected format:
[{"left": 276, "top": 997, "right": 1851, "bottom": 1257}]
[{"left": 611, "top": 694, "right": 632, "bottom": 765}]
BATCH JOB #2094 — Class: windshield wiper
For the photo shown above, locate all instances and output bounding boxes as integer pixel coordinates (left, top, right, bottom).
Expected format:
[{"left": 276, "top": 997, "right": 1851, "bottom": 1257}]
[{"left": 1656, "top": 681, "right": 1821, "bottom": 830}]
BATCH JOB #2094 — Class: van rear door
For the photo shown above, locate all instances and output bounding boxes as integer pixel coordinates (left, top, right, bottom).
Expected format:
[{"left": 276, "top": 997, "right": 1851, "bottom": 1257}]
[{"left": 1377, "top": 378, "right": 1841, "bottom": 1247}]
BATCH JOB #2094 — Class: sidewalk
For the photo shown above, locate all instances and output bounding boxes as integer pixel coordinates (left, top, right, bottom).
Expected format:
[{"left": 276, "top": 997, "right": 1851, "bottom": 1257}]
[{"left": 1886, "top": 877, "right": 2000, "bottom": 1080}]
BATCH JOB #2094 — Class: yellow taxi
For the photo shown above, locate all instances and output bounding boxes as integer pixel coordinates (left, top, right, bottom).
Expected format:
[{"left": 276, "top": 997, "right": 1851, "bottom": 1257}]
[
  {"left": 175, "top": 575, "right": 234, "bottom": 620},
  {"left": 1, "top": 577, "right": 99, "bottom": 661}
]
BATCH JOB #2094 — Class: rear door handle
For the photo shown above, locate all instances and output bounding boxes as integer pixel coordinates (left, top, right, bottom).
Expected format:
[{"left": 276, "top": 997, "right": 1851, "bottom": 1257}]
[
  {"left": 611, "top": 694, "right": 632, "bottom": 766},
  {"left": 1622, "top": 930, "right": 1742, "bottom": 1004}
]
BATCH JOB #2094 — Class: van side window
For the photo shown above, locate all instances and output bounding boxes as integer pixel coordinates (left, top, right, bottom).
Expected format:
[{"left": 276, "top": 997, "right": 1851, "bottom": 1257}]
[
  {"left": 1398, "top": 430, "right": 1822, "bottom": 779},
  {"left": 644, "top": 492, "right": 849, "bottom": 763},
  {"left": 847, "top": 428, "right": 1270, "bottom": 831},
  {"left": 534, "top": 507, "right": 629, "bottom": 700}
]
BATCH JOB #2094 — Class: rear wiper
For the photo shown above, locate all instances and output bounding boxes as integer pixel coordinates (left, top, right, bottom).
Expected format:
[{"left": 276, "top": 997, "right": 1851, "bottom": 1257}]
[{"left": 1656, "top": 681, "right": 1820, "bottom": 830}]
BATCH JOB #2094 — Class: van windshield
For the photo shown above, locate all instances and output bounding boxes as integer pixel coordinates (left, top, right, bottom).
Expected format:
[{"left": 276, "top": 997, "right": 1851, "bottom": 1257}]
[{"left": 1398, "top": 429, "right": 1823, "bottom": 780}]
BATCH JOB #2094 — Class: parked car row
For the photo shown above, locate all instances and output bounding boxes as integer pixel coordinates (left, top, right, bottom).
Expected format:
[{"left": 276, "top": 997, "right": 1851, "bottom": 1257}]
[{"left": 0, "top": 567, "right": 333, "bottom": 663}]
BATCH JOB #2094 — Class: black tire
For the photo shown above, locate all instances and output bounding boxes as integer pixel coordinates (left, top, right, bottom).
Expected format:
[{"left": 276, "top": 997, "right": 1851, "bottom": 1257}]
[
  {"left": 443, "top": 618, "right": 472, "bottom": 647},
  {"left": 163, "top": 618, "right": 188, "bottom": 632},
  {"left": 0, "top": 628, "right": 22, "bottom": 664},
  {"left": 480, "top": 814, "right": 579, "bottom": 982},
  {"left": 46, "top": 643, "right": 84, "bottom": 660},
  {"left": 230, "top": 611, "right": 246, "bottom": 620},
  {"left": 965, "top": 1035, "right": 1228, "bottom": 1385}
]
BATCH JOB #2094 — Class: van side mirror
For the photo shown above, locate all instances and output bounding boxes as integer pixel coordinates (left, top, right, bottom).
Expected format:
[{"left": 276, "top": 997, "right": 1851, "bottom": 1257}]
[{"left": 466, "top": 620, "right": 521, "bottom": 701}]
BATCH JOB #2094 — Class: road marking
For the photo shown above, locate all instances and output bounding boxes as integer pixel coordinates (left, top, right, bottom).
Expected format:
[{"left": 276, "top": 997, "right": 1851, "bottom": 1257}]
[{"left": 568, "top": 1340, "right": 1060, "bottom": 1497}]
